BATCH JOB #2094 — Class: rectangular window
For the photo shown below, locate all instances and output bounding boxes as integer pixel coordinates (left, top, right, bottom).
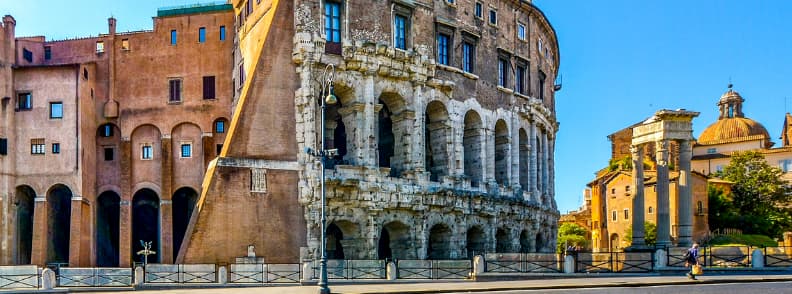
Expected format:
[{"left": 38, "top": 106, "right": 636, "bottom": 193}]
[
  {"left": 462, "top": 42, "right": 475, "bottom": 73},
  {"left": 96, "top": 41, "right": 104, "bottom": 53},
  {"left": 239, "top": 64, "right": 245, "bottom": 85},
  {"left": 216, "top": 144, "right": 224, "bottom": 154},
  {"left": 498, "top": 58, "right": 508, "bottom": 87},
  {"left": 611, "top": 210, "right": 617, "bottom": 222},
  {"left": 220, "top": 26, "right": 226, "bottom": 41},
  {"left": 474, "top": 2, "right": 483, "bottom": 18},
  {"left": 101, "top": 124, "right": 113, "bottom": 137},
  {"left": 169, "top": 79, "right": 182, "bottom": 102},
  {"left": 171, "top": 30, "right": 177, "bottom": 45},
  {"left": 780, "top": 159, "right": 792, "bottom": 173},
  {"left": 489, "top": 9, "right": 497, "bottom": 25},
  {"left": 538, "top": 70, "right": 546, "bottom": 101},
  {"left": 44, "top": 46, "right": 52, "bottom": 60},
  {"left": 215, "top": 120, "right": 225, "bottom": 133},
  {"left": 0, "top": 138, "right": 7, "bottom": 155},
  {"left": 516, "top": 65, "right": 526, "bottom": 94},
  {"left": 626, "top": 185, "right": 631, "bottom": 192},
  {"left": 624, "top": 209, "right": 629, "bottom": 220},
  {"left": 394, "top": 15, "right": 408, "bottom": 50},
  {"left": 17, "top": 93, "right": 32, "bottom": 110},
  {"left": 104, "top": 147, "right": 114, "bottom": 161},
  {"left": 324, "top": 1, "right": 342, "bottom": 43},
  {"left": 141, "top": 144, "right": 153, "bottom": 160},
  {"left": 518, "top": 23, "right": 526, "bottom": 40},
  {"left": 203, "top": 76, "right": 216, "bottom": 99},
  {"left": 199, "top": 27, "right": 206, "bottom": 43},
  {"left": 52, "top": 143, "right": 60, "bottom": 154},
  {"left": 437, "top": 33, "right": 450, "bottom": 65},
  {"left": 246, "top": 0, "right": 253, "bottom": 15},
  {"left": 23, "top": 48, "right": 33, "bottom": 62},
  {"left": 180, "top": 143, "right": 192, "bottom": 158},
  {"left": 31, "top": 139, "right": 45, "bottom": 155},
  {"left": 121, "top": 39, "right": 129, "bottom": 50},
  {"left": 49, "top": 102, "right": 63, "bottom": 119},
  {"left": 706, "top": 148, "right": 717, "bottom": 154}
]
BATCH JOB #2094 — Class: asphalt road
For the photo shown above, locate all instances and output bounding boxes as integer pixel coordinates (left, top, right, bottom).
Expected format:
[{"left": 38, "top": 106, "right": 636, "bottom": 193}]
[{"left": 446, "top": 281, "right": 792, "bottom": 294}]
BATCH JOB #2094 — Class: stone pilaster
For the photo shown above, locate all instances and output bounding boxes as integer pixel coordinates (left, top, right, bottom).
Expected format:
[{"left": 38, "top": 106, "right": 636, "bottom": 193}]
[
  {"left": 338, "top": 102, "right": 366, "bottom": 166},
  {"left": 630, "top": 145, "right": 646, "bottom": 247},
  {"left": 119, "top": 139, "right": 132, "bottom": 267},
  {"left": 655, "top": 139, "right": 671, "bottom": 247},
  {"left": 542, "top": 131, "right": 549, "bottom": 205},
  {"left": 677, "top": 140, "right": 693, "bottom": 246},
  {"left": 68, "top": 196, "right": 83, "bottom": 267},
  {"left": 391, "top": 110, "right": 416, "bottom": 175},
  {"left": 484, "top": 126, "right": 496, "bottom": 184},
  {"left": 509, "top": 114, "right": 521, "bottom": 190},
  {"left": 160, "top": 136, "right": 173, "bottom": 263},
  {"left": 30, "top": 196, "right": 47, "bottom": 266}
]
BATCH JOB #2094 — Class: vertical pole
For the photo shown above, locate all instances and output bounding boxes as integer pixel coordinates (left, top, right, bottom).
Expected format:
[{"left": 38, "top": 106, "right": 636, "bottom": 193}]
[
  {"left": 630, "top": 145, "right": 646, "bottom": 248},
  {"left": 317, "top": 65, "right": 332, "bottom": 294}
]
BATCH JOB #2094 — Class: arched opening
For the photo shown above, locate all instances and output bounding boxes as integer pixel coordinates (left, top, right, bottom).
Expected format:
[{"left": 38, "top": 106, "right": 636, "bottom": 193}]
[
  {"left": 378, "top": 221, "right": 412, "bottom": 260},
  {"left": 47, "top": 184, "right": 72, "bottom": 264},
  {"left": 494, "top": 120, "right": 509, "bottom": 186},
  {"left": 172, "top": 187, "right": 198, "bottom": 262},
  {"left": 96, "top": 191, "right": 120, "bottom": 267},
  {"left": 326, "top": 223, "right": 345, "bottom": 259},
  {"left": 212, "top": 118, "right": 229, "bottom": 156},
  {"left": 425, "top": 101, "right": 450, "bottom": 182},
  {"left": 132, "top": 189, "right": 160, "bottom": 263},
  {"left": 535, "top": 232, "right": 544, "bottom": 253},
  {"left": 15, "top": 186, "right": 36, "bottom": 264},
  {"left": 378, "top": 101, "right": 395, "bottom": 174},
  {"left": 610, "top": 233, "right": 620, "bottom": 250},
  {"left": 463, "top": 111, "right": 484, "bottom": 187},
  {"left": 519, "top": 230, "right": 531, "bottom": 253},
  {"left": 519, "top": 129, "right": 529, "bottom": 189},
  {"left": 495, "top": 228, "right": 510, "bottom": 253},
  {"left": 427, "top": 224, "right": 452, "bottom": 259},
  {"left": 466, "top": 226, "right": 486, "bottom": 258},
  {"left": 324, "top": 100, "right": 348, "bottom": 168}
]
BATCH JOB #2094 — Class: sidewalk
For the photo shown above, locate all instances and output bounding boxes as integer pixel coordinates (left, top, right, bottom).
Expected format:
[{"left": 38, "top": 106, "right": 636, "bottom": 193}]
[{"left": 18, "top": 273, "right": 791, "bottom": 294}]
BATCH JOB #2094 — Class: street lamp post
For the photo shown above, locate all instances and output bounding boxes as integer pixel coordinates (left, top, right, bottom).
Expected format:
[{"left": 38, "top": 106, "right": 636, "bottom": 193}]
[{"left": 308, "top": 64, "right": 337, "bottom": 294}]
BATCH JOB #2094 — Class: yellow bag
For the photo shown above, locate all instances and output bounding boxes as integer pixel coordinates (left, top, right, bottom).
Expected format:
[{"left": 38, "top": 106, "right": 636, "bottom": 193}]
[{"left": 692, "top": 264, "right": 703, "bottom": 275}]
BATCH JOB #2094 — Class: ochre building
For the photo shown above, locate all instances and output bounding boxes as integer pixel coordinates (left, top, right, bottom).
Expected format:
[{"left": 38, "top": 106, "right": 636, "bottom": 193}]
[{"left": 1, "top": 0, "right": 561, "bottom": 267}]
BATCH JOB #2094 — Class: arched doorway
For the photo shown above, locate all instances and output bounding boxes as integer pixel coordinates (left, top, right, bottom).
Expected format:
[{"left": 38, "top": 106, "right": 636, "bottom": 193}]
[
  {"left": 132, "top": 189, "right": 160, "bottom": 263},
  {"left": 495, "top": 228, "right": 510, "bottom": 253},
  {"left": 425, "top": 101, "right": 450, "bottom": 182},
  {"left": 463, "top": 111, "right": 484, "bottom": 187},
  {"left": 466, "top": 226, "right": 486, "bottom": 258},
  {"left": 378, "top": 101, "right": 395, "bottom": 173},
  {"left": 535, "top": 232, "right": 544, "bottom": 252},
  {"left": 172, "top": 187, "right": 198, "bottom": 262},
  {"left": 47, "top": 184, "right": 72, "bottom": 264},
  {"left": 378, "top": 221, "right": 412, "bottom": 260},
  {"left": 494, "top": 120, "right": 509, "bottom": 186},
  {"left": 326, "top": 223, "right": 345, "bottom": 259},
  {"left": 427, "top": 224, "right": 451, "bottom": 259},
  {"left": 15, "top": 186, "right": 36, "bottom": 264},
  {"left": 519, "top": 230, "right": 530, "bottom": 253},
  {"left": 610, "top": 233, "right": 620, "bottom": 250},
  {"left": 96, "top": 191, "right": 120, "bottom": 267}
]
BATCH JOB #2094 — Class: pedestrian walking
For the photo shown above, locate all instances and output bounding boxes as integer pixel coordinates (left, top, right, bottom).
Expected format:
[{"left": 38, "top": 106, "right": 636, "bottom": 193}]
[{"left": 684, "top": 243, "right": 700, "bottom": 280}]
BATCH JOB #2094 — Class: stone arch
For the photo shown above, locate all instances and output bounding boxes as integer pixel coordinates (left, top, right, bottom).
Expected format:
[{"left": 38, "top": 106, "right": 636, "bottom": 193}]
[
  {"left": 610, "top": 233, "right": 620, "bottom": 250},
  {"left": 535, "top": 231, "right": 545, "bottom": 253},
  {"left": 96, "top": 191, "right": 120, "bottom": 267},
  {"left": 132, "top": 188, "right": 160, "bottom": 263},
  {"left": 519, "top": 229, "right": 531, "bottom": 253},
  {"left": 321, "top": 83, "right": 353, "bottom": 167},
  {"left": 326, "top": 223, "right": 345, "bottom": 259},
  {"left": 212, "top": 117, "right": 229, "bottom": 156},
  {"left": 171, "top": 123, "right": 204, "bottom": 189},
  {"left": 519, "top": 128, "right": 530, "bottom": 189},
  {"left": 14, "top": 185, "right": 36, "bottom": 264},
  {"left": 427, "top": 223, "right": 452, "bottom": 259},
  {"left": 172, "top": 186, "right": 198, "bottom": 262},
  {"left": 466, "top": 225, "right": 486, "bottom": 258},
  {"left": 46, "top": 184, "right": 73, "bottom": 264},
  {"left": 494, "top": 119, "right": 510, "bottom": 186},
  {"left": 425, "top": 100, "right": 451, "bottom": 182},
  {"left": 495, "top": 228, "right": 510, "bottom": 253},
  {"left": 131, "top": 124, "right": 163, "bottom": 187},
  {"left": 378, "top": 91, "right": 409, "bottom": 177},
  {"left": 378, "top": 221, "right": 413, "bottom": 260},
  {"left": 463, "top": 110, "right": 484, "bottom": 187}
]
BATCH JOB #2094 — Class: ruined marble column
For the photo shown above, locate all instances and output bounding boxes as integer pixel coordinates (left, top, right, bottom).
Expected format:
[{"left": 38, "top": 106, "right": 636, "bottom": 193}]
[
  {"left": 630, "top": 145, "right": 646, "bottom": 247},
  {"left": 529, "top": 121, "right": 538, "bottom": 202},
  {"left": 656, "top": 140, "right": 671, "bottom": 247},
  {"left": 677, "top": 140, "right": 693, "bottom": 247}
]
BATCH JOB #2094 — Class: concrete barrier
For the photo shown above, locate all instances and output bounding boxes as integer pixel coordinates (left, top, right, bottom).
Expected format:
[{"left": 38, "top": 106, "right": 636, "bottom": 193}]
[
  {"left": 563, "top": 255, "right": 574, "bottom": 274},
  {"left": 752, "top": 249, "right": 764, "bottom": 268},
  {"left": 41, "top": 268, "right": 55, "bottom": 290},
  {"left": 473, "top": 255, "right": 484, "bottom": 275},
  {"left": 386, "top": 262, "right": 397, "bottom": 281}
]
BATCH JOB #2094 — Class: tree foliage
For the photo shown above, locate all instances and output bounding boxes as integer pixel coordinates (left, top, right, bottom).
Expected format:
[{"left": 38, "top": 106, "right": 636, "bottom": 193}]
[
  {"left": 712, "top": 151, "right": 792, "bottom": 237},
  {"left": 624, "top": 222, "right": 657, "bottom": 246},
  {"left": 556, "top": 223, "right": 589, "bottom": 253}
]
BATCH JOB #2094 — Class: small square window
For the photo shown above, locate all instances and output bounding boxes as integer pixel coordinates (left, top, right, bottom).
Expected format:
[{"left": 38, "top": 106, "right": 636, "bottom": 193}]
[
  {"left": 52, "top": 143, "right": 60, "bottom": 154},
  {"left": 220, "top": 26, "right": 226, "bottom": 41},
  {"left": 96, "top": 41, "right": 104, "bottom": 53},
  {"left": 23, "top": 48, "right": 33, "bottom": 62},
  {"left": 199, "top": 27, "right": 206, "bottom": 43},
  {"left": 142, "top": 144, "right": 153, "bottom": 160},
  {"left": 648, "top": 206, "right": 654, "bottom": 214},
  {"left": 104, "top": 147, "right": 114, "bottom": 161},
  {"left": 489, "top": 10, "right": 497, "bottom": 25},
  {"left": 707, "top": 148, "right": 717, "bottom": 154},
  {"left": 624, "top": 209, "right": 629, "bottom": 220},
  {"left": 474, "top": 2, "right": 483, "bottom": 19},
  {"left": 518, "top": 23, "right": 526, "bottom": 40},
  {"left": 215, "top": 120, "right": 225, "bottom": 133},
  {"left": 121, "top": 39, "right": 129, "bottom": 50},
  {"left": 50, "top": 102, "right": 63, "bottom": 119},
  {"left": 17, "top": 93, "right": 32, "bottom": 110},
  {"left": 180, "top": 143, "right": 192, "bottom": 158}
]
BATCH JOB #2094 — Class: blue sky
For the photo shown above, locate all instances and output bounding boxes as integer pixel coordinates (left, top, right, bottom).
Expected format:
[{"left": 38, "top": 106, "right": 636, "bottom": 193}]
[{"left": 4, "top": 1, "right": 792, "bottom": 213}]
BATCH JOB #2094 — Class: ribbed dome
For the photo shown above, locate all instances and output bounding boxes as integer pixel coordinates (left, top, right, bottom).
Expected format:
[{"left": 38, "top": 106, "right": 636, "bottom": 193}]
[{"left": 698, "top": 117, "right": 770, "bottom": 145}]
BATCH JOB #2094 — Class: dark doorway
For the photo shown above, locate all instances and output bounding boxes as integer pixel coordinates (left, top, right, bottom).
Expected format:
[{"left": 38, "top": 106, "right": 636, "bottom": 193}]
[
  {"left": 466, "top": 226, "right": 486, "bottom": 258},
  {"left": 495, "top": 228, "right": 510, "bottom": 253},
  {"left": 15, "top": 186, "right": 36, "bottom": 264},
  {"left": 378, "top": 228, "right": 391, "bottom": 260},
  {"left": 424, "top": 101, "right": 450, "bottom": 182},
  {"left": 519, "top": 230, "right": 531, "bottom": 253},
  {"left": 47, "top": 184, "right": 72, "bottom": 264},
  {"left": 377, "top": 101, "right": 395, "bottom": 174},
  {"left": 378, "top": 221, "right": 412, "bottom": 260},
  {"left": 326, "top": 223, "right": 345, "bottom": 259},
  {"left": 172, "top": 187, "right": 198, "bottom": 262},
  {"left": 96, "top": 191, "right": 120, "bottom": 267},
  {"left": 536, "top": 232, "right": 545, "bottom": 253},
  {"left": 427, "top": 224, "right": 451, "bottom": 259},
  {"left": 132, "top": 189, "right": 160, "bottom": 263}
]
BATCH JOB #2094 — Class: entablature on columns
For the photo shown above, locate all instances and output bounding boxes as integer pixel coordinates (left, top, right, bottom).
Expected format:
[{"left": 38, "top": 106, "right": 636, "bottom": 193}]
[{"left": 632, "top": 109, "right": 700, "bottom": 146}]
